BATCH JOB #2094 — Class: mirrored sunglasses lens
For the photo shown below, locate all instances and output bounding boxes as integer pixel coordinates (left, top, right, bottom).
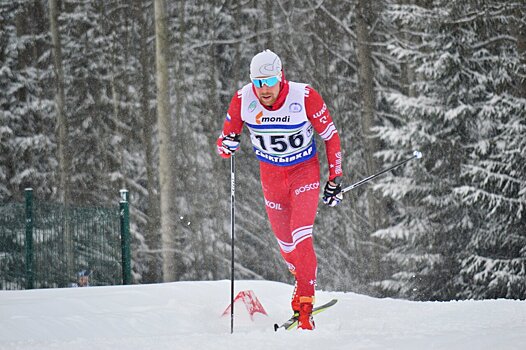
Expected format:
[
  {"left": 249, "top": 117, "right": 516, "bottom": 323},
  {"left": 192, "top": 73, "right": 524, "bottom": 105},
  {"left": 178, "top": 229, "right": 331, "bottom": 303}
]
[
  {"left": 264, "top": 77, "right": 279, "bottom": 87},
  {"left": 252, "top": 76, "right": 279, "bottom": 88}
]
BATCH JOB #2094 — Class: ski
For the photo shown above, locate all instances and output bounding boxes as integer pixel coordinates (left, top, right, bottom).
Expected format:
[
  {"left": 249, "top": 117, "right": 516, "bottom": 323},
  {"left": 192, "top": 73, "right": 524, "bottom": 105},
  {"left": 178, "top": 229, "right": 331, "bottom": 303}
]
[{"left": 273, "top": 299, "right": 338, "bottom": 331}]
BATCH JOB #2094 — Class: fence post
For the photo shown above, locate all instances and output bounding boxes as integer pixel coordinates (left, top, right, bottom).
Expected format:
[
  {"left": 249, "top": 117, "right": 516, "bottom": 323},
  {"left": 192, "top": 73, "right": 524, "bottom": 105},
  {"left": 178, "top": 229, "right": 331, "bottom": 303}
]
[
  {"left": 119, "top": 189, "right": 132, "bottom": 285},
  {"left": 24, "top": 188, "right": 34, "bottom": 289}
]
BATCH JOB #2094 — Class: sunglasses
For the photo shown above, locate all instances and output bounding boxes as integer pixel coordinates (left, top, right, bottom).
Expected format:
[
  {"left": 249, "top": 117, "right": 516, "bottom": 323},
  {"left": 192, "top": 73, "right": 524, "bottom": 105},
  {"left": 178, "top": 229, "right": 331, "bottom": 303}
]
[{"left": 252, "top": 75, "right": 281, "bottom": 88}]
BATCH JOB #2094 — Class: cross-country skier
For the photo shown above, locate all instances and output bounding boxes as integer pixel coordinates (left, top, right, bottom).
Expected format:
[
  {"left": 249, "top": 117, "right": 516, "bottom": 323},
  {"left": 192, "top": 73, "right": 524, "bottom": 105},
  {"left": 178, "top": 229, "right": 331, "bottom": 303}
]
[{"left": 216, "top": 49, "right": 344, "bottom": 330}]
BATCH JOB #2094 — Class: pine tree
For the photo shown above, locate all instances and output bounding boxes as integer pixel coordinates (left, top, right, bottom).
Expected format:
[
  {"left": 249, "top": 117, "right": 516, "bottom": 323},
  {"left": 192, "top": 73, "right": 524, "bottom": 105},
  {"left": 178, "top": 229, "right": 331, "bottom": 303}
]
[
  {"left": 0, "top": 1, "right": 55, "bottom": 201},
  {"left": 54, "top": 0, "right": 121, "bottom": 204},
  {"left": 376, "top": 0, "right": 526, "bottom": 300},
  {"left": 454, "top": 1, "right": 526, "bottom": 300},
  {"left": 375, "top": 1, "right": 477, "bottom": 300}
]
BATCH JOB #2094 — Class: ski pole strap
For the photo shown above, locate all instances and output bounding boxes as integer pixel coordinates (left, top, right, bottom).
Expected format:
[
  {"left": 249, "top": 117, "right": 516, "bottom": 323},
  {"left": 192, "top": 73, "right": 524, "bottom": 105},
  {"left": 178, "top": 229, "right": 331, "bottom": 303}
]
[{"left": 342, "top": 150, "right": 422, "bottom": 194}]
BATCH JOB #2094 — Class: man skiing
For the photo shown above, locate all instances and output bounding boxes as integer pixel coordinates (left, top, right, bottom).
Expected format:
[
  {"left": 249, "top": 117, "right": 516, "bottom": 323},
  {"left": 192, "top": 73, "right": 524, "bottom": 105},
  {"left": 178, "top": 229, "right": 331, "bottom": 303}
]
[{"left": 217, "top": 49, "right": 344, "bottom": 330}]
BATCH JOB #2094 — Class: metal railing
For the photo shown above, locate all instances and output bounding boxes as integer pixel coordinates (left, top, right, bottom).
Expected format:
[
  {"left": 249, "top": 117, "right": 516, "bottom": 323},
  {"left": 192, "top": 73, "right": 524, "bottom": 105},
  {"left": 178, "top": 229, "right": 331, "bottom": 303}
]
[{"left": 0, "top": 189, "right": 131, "bottom": 289}]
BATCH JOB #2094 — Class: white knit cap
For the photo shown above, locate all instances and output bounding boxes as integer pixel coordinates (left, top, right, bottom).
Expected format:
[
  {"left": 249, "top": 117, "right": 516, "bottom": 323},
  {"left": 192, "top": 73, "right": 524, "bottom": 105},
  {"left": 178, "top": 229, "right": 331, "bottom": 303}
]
[{"left": 250, "top": 49, "right": 282, "bottom": 79}]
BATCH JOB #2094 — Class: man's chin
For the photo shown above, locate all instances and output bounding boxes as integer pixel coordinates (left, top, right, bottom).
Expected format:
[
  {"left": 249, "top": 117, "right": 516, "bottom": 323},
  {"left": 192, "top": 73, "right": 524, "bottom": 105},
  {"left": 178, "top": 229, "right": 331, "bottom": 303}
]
[{"left": 259, "top": 97, "right": 276, "bottom": 106}]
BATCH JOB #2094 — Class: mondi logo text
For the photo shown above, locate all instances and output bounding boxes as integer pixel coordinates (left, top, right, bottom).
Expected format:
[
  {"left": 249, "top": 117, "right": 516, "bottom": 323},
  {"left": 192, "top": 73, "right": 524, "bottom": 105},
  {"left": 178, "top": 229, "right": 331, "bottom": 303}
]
[{"left": 256, "top": 111, "right": 291, "bottom": 124}]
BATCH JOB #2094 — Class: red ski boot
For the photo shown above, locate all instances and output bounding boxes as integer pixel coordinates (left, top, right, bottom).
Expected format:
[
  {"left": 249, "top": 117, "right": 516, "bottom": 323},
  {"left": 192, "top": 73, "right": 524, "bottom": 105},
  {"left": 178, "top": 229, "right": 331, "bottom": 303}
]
[
  {"left": 297, "top": 296, "right": 315, "bottom": 330},
  {"left": 291, "top": 281, "right": 300, "bottom": 317}
]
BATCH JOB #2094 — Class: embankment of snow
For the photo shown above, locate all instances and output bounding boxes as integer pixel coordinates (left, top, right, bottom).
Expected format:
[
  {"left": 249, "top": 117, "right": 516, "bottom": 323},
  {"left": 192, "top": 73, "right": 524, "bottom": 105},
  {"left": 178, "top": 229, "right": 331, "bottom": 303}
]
[{"left": 1, "top": 280, "right": 525, "bottom": 350}]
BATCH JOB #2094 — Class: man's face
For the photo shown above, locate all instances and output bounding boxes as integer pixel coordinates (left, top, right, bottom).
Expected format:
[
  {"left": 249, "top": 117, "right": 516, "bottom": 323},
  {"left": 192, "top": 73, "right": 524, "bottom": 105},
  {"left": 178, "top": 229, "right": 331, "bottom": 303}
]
[{"left": 253, "top": 77, "right": 281, "bottom": 107}]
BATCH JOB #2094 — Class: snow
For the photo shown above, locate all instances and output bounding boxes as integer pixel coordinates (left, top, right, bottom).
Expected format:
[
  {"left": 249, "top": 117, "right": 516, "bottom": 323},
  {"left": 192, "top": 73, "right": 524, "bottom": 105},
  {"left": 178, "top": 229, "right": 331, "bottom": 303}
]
[{"left": 1, "top": 280, "right": 525, "bottom": 350}]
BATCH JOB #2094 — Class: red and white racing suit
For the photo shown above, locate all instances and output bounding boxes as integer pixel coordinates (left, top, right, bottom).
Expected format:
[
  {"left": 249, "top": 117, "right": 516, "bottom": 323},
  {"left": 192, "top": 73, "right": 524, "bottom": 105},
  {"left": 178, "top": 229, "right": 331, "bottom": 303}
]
[{"left": 217, "top": 79, "right": 343, "bottom": 299}]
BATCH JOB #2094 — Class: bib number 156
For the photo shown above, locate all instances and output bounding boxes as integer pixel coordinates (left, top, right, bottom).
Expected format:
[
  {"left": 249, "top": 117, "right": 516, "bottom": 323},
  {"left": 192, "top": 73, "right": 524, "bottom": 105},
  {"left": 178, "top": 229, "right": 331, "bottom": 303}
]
[{"left": 254, "top": 132, "right": 305, "bottom": 153}]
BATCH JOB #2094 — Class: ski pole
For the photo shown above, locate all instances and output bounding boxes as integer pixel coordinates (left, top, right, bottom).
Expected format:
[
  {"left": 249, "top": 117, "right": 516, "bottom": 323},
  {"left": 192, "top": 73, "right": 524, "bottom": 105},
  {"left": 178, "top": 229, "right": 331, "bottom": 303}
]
[
  {"left": 230, "top": 154, "right": 236, "bottom": 334},
  {"left": 342, "top": 150, "right": 423, "bottom": 194}
]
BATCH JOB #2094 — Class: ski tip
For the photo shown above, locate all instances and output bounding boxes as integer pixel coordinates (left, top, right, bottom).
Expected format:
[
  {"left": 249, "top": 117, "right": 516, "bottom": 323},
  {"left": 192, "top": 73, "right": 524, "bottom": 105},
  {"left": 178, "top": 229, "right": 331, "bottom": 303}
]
[
  {"left": 273, "top": 323, "right": 279, "bottom": 332},
  {"left": 325, "top": 298, "right": 338, "bottom": 305},
  {"left": 413, "top": 150, "right": 423, "bottom": 159}
]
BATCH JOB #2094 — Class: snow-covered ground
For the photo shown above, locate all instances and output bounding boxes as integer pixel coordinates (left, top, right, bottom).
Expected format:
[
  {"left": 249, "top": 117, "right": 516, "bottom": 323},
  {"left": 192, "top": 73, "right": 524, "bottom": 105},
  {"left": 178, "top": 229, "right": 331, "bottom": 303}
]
[{"left": 1, "top": 280, "right": 525, "bottom": 350}]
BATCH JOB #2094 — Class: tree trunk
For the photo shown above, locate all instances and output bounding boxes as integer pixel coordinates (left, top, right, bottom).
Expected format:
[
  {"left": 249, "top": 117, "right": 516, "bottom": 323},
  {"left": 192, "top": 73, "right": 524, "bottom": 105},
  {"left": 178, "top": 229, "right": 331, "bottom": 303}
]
[
  {"left": 154, "top": 0, "right": 178, "bottom": 282},
  {"left": 355, "top": 0, "right": 386, "bottom": 230},
  {"left": 173, "top": 0, "right": 190, "bottom": 231},
  {"left": 355, "top": 0, "right": 386, "bottom": 281},
  {"left": 135, "top": 0, "right": 160, "bottom": 283},
  {"left": 48, "top": 0, "right": 68, "bottom": 204},
  {"left": 516, "top": 6, "right": 526, "bottom": 98},
  {"left": 265, "top": 0, "right": 274, "bottom": 50},
  {"left": 48, "top": 0, "right": 73, "bottom": 282},
  {"left": 400, "top": 0, "right": 417, "bottom": 97}
]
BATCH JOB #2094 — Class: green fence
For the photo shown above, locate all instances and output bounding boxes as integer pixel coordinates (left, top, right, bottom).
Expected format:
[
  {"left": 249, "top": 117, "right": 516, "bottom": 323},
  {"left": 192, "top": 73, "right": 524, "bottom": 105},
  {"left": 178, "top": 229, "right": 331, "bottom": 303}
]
[{"left": 0, "top": 188, "right": 131, "bottom": 290}]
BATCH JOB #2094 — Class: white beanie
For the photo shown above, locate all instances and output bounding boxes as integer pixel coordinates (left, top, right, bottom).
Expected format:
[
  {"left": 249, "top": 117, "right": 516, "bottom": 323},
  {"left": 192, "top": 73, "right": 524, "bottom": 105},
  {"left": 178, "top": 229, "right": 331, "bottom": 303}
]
[{"left": 250, "top": 49, "right": 282, "bottom": 79}]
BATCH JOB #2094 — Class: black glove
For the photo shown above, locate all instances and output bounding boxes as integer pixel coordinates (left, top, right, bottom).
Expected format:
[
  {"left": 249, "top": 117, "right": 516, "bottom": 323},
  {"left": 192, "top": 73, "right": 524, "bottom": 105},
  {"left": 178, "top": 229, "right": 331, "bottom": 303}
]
[
  {"left": 221, "top": 133, "right": 240, "bottom": 155},
  {"left": 323, "top": 177, "right": 343, "bottom": 207}
]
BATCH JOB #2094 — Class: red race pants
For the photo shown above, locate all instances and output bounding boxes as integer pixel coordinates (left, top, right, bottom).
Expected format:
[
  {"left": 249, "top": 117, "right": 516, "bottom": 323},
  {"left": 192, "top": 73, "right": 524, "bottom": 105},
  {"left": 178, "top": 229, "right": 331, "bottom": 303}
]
[{"left": 259, "top": 156, "right": 320, "bottom": 298}]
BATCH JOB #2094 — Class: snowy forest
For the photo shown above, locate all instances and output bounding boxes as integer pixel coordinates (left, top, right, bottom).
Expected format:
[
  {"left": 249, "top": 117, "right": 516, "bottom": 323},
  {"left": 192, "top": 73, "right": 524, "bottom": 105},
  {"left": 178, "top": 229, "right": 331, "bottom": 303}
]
[{"left": 1, "top": 0, "right": 525, "bottom": 301}]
